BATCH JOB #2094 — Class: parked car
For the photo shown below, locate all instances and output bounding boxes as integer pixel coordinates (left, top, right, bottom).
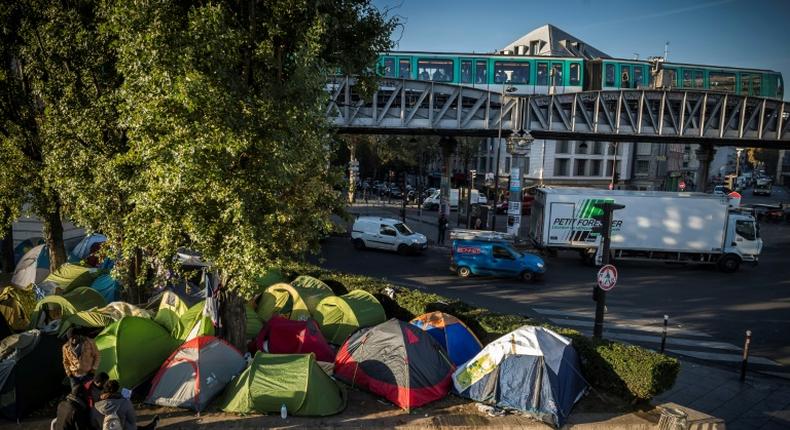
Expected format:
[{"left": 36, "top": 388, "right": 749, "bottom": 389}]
[
  {"left": 449, "top": 238, "right": 545, "bottom": 282},
  {"left": 351, "top": 217, "right": 427, "bottom": 255}
]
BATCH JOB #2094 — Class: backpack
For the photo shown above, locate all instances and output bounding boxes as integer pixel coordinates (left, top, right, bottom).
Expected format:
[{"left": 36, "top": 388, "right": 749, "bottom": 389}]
[{"left": 103, "top": 412, "right": 122, "bottom": 430}]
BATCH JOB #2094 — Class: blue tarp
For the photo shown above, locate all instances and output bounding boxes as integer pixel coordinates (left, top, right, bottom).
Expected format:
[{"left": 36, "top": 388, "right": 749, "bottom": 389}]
[{"left": 90, "top": 274, "right": 121, "bottom": 303}]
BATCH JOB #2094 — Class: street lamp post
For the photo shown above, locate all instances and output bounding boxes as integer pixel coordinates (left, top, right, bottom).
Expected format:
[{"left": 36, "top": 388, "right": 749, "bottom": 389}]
[
  {"left": 492, "top": 82, "right": 517, "bottom": 232},
  {"left": 735, "top": 147, "right": 744, "bottom": 184},
  {"left": 505, "top": 130, "right": 534, "bottom": 237}
]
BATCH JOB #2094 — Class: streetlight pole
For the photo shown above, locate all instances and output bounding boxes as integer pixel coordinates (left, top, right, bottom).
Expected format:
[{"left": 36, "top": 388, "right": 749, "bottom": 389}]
[
  {"left": 492, "top": 81, "right": 515, "bottom": 232},
  {"left": 735, "top": 148, "right": 744, "bottom": 181}
]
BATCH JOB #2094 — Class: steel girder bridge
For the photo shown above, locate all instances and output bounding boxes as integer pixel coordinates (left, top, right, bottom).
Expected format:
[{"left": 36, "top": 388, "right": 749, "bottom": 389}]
[{"left": 326, "top": 77, "right": 790, "bottom": 149}]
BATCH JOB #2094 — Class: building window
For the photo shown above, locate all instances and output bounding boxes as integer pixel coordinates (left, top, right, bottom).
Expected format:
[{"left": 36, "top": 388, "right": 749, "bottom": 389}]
[
  {"left": 590, "top": 160, "right": 602, "bottom": 176},
  {"left": 592, "top": 142, "right": 604, "bottom": 155},
  {"left": 636, "top": 142, "right": 652, "bottom": 156},
  {"left": 636, "top": 160, "right": 650, "bottom": 175},
  {"left": 575, "top": 141, "right": 589, "bottom": 155},
  {"left": 554, "top": 159, "right": 570, "bottom": 176},
  {"left": 555, "top": 141, "right": 569, "bottom": 154},
  {"left": 575, "top": 159, "right": 588, "bottom": 176}
]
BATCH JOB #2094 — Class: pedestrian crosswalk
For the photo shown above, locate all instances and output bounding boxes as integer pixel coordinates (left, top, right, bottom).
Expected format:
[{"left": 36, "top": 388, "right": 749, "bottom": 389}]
[{"left": 531, "top": 307, "right": 783, "bottom": 369}]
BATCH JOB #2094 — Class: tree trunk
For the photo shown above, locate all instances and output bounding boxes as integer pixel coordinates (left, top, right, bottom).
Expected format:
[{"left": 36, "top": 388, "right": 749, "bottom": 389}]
[
  {"left": 1, "top": 223, "right": 14, "bottom": 273},
  {"left": 124, "top": 247, "right": 144, "bottom": 304},
  {"left": 43, "top": 201, "right": 67, "bottom": 272},
  {"left": 219, "top": 287, "right": 247, "bottom": 351}
]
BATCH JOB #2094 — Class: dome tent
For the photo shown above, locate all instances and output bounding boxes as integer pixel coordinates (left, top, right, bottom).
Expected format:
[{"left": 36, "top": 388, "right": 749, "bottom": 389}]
[
  {"left": 67, "top": 233, "right": 107, "bottom": 264},
  {"left": 0, "top": 287, "right": 36, "bottom": 331},
  {"left": 146, "top": 336, "right": 246, "bottom": 412},
  {"left": 256, "top": 276, "right": 334, "bottom": 321},
  {"left": 12, "top": 238, "right": 44, "bottom": 266},
  {"left": 252, "top": 315, "right": 335, "bottom": 363},
  {"left": 89, "top": 273, "right": 121, "bottom": 303},
  {"left": 10, "top": 245, "right": 49, "bottom": 289},
  {"left": 42, "top": 263, "right": 97, "bottom": 293},
  {"left": 453, "top": 326, "right": 587, "bottom": 428},
  {"left": 334, "top": 319, "right": 454, "bottom": 411},
  {"left": 58, "top": 302, "right": 152, "bottom": 336},
  {"left": 95, "top": 317, "right": 180, "bottom": 388},
  {"left": 220, "top": 352, "right": 346, "bottom": 416},
  {"left": 30, "top": 287, "right": 106, "bottom": 330},
  {"left": 410, "top": 311, "right": 483, "bottom": 367},
  {"left": 314, "top": 289, "right": 386, "bottom": 344}
]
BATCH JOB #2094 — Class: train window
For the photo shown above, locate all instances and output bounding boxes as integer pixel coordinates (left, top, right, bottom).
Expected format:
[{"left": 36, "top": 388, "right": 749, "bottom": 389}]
[
  {"left": 552, "top": 64, "right": 563, "bottom": 86},
  {"left": 605, "top": 64, "right": 615, "bottom": 87},
  {"left": 494, "top": 61, "right": 530, "bottom": 84},
  {"left": 683, "top": 70, "right": 692, "bottom": 88},
  {"left": 399, "top": 59, "right": 411, "bottom": 79},
  {"left": 741, "top": 74, "right": 761, "bottom": 96},
  {"left": 751, "top": 75, "right": 761, "bottom": 96},
  {"left": 461, "top": 60, "right": 473, "bottom": 83},
  {"left": 417, "top": 59, "right": 454, "bottom": 82},
  {"left": 569, "top": 63, "right": 580, "bottom": 86},
  {"left": 476, "top": 61, "right": 487, "bottom": 84},
  {"left": 620, "top": 68, "right": 630, "bottom": 88},
  {"left": 709, "top": 72, "right": 736, "bottom": 93},
  {"left": 633, "top": 66, "right": 643, "bottom": 88},
  {"left": 693, "top": 70, "right": 704, "bottom": 88},
  {"left": 537, "top": 63, "right": 548, "bottom": 85},
  {"left": 382, "top": 58, "right": 395, "bottom": 78}
]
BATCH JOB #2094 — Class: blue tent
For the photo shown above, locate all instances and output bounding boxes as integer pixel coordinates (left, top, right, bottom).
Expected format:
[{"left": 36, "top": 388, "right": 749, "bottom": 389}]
[
  {"left": 68, "top": 233, "right": 107, "bottom": 264},
  {"left": 90, "top": 274, "right": 121, "bottom": 303},
  {"left": 410, "top": 311, "right": 482, "bottom": 367},
  {"left": 452, "top": 326, "right": 587, "bottom": 428}
]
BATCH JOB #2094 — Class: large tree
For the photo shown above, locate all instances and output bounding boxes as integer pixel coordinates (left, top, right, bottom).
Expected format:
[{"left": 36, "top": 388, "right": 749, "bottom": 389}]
[{"left": 105, "top": 0, "right": 396, "bottom": 347}]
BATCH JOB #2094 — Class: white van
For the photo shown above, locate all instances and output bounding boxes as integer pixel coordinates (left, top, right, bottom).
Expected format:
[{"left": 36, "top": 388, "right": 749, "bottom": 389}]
[{"left": 351, "top": 217, "right": 428, "bottom": 255}]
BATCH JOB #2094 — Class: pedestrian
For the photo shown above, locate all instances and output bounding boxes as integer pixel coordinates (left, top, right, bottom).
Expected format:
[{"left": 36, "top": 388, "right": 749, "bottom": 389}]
[
  {"left": 474, "top": 217, "right": 482, "bottom": 230},
  {"left": 62, "top": 328, "right": 100, "bottom": 389},
  {"left": 437, "top": 213, "right": 448, "bottom": 245},
  {"left": 84, "top": 372, "right": 109, "bottom": 409},
  {"left": 52, "top": 384, "right": 91, "bottom": 430},
  {"left": 92, "top": 380, "right": 159, "bottom": 430}
]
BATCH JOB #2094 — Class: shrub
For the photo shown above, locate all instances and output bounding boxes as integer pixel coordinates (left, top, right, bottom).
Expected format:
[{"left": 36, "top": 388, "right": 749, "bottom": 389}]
[{"left": 280, "top": 262, "right": 679, "bottom": 401}]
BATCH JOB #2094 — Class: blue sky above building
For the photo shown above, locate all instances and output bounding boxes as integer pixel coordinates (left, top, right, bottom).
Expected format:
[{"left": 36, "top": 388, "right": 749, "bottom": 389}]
[{"left": 374, "top": 0, "right": 790, "bottom": 98}]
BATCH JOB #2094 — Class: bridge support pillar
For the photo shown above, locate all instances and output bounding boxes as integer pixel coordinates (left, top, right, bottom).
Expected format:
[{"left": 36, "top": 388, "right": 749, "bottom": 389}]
[
  {"left": 695, "top": 144, "right": 715, "bottom": 192},
  {"left": 439, "top": 137, "right": 457, "bottom": 219}
]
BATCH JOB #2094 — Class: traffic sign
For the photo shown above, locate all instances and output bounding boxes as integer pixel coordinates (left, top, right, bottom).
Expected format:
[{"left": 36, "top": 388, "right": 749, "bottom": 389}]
[
  {"left": 679, "top": 180, "right": 686, "bottom": 191},
  {"left": 597, "top": 264, "right": 618, "bottom": 291}
]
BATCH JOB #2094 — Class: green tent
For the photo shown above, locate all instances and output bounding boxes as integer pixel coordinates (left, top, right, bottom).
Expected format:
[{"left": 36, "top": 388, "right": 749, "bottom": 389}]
[
  {"left": 0, "top": 286, "right": 36, "bottom": 331},
  {"left": 30, "top": 287, "right": 106, "bottom": 329},
  {"left": 42, "top": 263, "right": 97, "bottom": 293},
  {"left": 257, "top": 276, "right": 333, "bottom": 321},
  {"left": 153, "top": 290, "right": 189, "bottom": 334},
  {"left": 174, "top": 300, "right": 214, "bottom": 341},
  {"left": 58, "top": 302, "right": 152, "bottom": 336},
  {"left": 219, "top": 352, "right": 346, "bottom": 416},
  {"left": 314, "top": 289, "right": 386, "bottom": 344},
  {"left": 95, "top": 316, "right": 180, "bottom": 388}
]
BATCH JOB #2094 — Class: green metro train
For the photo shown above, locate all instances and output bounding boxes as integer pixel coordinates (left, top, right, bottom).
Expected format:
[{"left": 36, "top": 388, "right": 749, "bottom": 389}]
[{"left": 375, "top": 51, "right": 784, "bottom": 99}]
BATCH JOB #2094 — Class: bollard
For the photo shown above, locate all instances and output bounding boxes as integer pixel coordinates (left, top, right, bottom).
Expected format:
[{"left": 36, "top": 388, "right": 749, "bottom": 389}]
[
  {"left": 660, "top": 314, "right": 669, "bottom": 353},
  {"left": 740, "top": 330, "right": 752, "bottom": 382}
]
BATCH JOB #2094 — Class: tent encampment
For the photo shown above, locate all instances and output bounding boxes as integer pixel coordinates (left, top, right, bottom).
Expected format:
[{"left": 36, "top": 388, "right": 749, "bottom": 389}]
[
  {"left": 410, "top": 312, "right": 483, "bottom": 367},
  {"left": 0, "top": 330, "right": 65, "bottom": 420},
  {"left": 256, "top": 276, "right": 333, "bottom": 321},
  {"left": 334, "top": 319, "right": 454, "bottom": 411},
  {"left": 220, "top": 352, "right": 346, "bottom": 416},
  {"left": 146, "top": 336, "right": 246, "bottom": 411},
  {"left": 452, "top": 326, "right": 587, "bottom": 428},
  {"left": 10, "top": 245, "right": 49, "bottom": 289},
  {"left": 252, "top": 315, "right": 335, "bottom": 363},
  {"left": 41, "top": 263, "right": 96, "bottom": 293},
  {"left": 0, "top": 286, "right": 36, "bottom": 331},
  {"left": 30, "top": 287, "right": 106, "bottom": 330},
  {"left": 314, "top": 289, "right": 386, "bottom": 344},
  {"left": 95, "top": 316, "right": 180, "bottom": 388},
  {"left": 67, "top": 233, "right": 107, "bottom": 264},
  {"left": 89, "top": 274, "right": 120, "bottom": 303}
]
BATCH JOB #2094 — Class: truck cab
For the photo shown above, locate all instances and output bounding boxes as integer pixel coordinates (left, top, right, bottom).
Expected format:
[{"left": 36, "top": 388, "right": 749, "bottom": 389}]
[
  {"left": 449, "top": 230, "right": 545, "bottom": 282},
  {"left": 721, "top": 213, "right": 762, "bottom": 272}
]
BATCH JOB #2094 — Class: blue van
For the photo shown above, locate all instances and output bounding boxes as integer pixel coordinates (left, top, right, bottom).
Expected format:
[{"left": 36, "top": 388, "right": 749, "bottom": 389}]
[{"left": 450, "top": 239, "right": 545, "bottom": 282}]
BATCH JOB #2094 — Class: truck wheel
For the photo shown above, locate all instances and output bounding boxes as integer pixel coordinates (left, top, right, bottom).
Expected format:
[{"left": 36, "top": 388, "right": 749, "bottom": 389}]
[
  {"left": 520, "top": 271, "right": 534, "bottom": 282},
  {"left": 717, "top": 254, "right": 741, "bottom": 273},
  {"left": 353, "top": 239, "right": 366, "bottom": 250},
  {"left": 397, "top": 244, "right": 409, "bottom": 255},
  {"left": 457, "top": 266, "right": 472, "bottom": 278}
]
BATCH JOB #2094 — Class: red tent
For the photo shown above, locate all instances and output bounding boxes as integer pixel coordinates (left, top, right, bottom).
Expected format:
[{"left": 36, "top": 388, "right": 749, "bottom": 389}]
[
  {"left": 252, "top": 315, "right": 335, "bottom": 362},
  {"left": 334, "top": 319, "right": 455, "bottom": 410}
]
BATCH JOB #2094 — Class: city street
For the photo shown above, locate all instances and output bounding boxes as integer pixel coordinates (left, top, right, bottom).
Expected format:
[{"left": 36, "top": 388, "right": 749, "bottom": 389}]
[{"left": 320, "top": 188, "right": 790, "bottom": 379}]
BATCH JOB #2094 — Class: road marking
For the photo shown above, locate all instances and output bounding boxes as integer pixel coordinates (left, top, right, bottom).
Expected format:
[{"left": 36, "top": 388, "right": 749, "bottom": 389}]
[
  {"left": 534, "top": 307, "right": 690, "bottom": 328},
  {"left": 665, "top": 349, "right": 780, "bottom": 366},
  {"left": 541, "top": 313, "right": 713, "bottom": 338},
  {"left": 574, "top": 329, "right": 740, "bottom": 351}
]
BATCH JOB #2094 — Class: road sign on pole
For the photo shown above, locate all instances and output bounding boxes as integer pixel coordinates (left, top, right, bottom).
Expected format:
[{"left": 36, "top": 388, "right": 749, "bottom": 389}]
[{"left": 597, "top": 264, "right": 618, "bottom": 291}]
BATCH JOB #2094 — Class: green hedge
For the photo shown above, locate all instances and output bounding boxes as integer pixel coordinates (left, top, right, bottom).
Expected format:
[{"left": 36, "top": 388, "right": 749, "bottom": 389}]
[{"left": 281, "top": 262, "right": 679, "bottom": 402}]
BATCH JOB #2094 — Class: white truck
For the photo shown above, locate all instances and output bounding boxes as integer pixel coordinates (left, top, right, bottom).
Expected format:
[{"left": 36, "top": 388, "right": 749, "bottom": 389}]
[{"left": 528, "top": 188, "right": 762, "bottom": 272}]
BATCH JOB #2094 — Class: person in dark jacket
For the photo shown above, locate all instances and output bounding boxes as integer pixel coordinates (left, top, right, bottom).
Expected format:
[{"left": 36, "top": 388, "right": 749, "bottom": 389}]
[
  {"left": 437, "top": 213, "right": 449, "bottom": 245},
  {"left": 53, "top": 384, "right": 91, "bottom": 430},
  {"left": 83, "top": 372, "right": 108, "bottom": 409},
  {"left": 92, "top": 380, "right": 159, "bottom": 430}
]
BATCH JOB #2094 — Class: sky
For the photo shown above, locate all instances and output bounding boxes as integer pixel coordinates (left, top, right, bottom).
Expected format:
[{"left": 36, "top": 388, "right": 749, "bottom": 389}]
[{"left": 373, "top": 0, "right": 790, "bottom": 99}]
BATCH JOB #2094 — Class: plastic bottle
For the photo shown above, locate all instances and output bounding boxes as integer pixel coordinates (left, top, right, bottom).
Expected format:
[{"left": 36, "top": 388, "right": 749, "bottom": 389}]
[{"left": 280, "top": 403, "right": 287, "bottom": 419}]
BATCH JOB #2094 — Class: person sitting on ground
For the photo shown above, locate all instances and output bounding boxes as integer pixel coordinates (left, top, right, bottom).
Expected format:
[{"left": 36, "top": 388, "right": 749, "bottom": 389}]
[
  {"left": 53, "top": 384, "right": 91, "bottom": 430},
  {"left": 83, "top": 372, "right": 109, "bottom": 409},
  {"left": 93, "top": 380, "right": 159, "bottom": 430},
  {"left": 62, "top": 328, "right": 100, "bottom": 389}
]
